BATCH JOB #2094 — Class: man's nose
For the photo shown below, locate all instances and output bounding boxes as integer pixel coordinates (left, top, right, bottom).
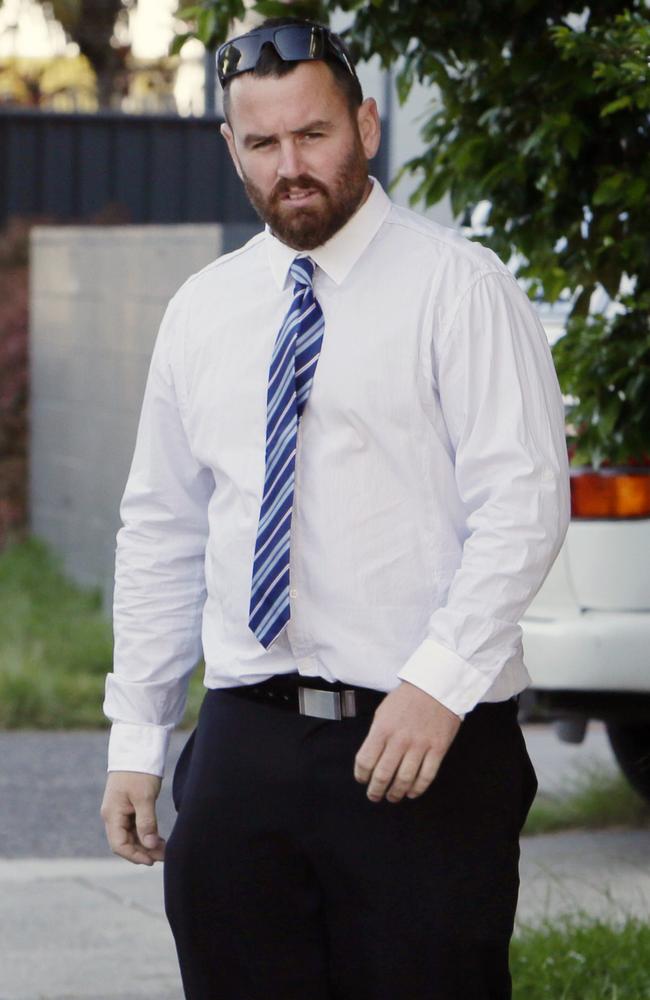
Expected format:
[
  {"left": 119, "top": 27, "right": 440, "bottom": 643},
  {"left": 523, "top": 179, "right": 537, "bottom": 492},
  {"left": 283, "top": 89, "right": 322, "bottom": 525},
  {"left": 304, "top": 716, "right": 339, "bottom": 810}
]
[{"left": 276, "top": 141, "right": 303, "bottom": 179}]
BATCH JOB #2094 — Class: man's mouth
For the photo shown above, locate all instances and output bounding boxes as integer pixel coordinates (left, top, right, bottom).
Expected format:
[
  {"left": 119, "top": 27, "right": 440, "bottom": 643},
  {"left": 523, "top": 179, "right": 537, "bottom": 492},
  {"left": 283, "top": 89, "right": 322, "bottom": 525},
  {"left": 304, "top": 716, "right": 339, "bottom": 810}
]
[{"left": 279, "top": 188, "right": 320, "bottom": 204}]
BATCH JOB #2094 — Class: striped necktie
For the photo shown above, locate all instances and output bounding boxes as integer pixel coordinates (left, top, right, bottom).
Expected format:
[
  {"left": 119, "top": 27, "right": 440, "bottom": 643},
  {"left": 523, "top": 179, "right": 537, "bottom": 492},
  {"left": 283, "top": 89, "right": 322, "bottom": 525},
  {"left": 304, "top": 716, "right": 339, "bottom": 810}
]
[{"left": 248, "top": 257, "right": 325, "bottom": 649}]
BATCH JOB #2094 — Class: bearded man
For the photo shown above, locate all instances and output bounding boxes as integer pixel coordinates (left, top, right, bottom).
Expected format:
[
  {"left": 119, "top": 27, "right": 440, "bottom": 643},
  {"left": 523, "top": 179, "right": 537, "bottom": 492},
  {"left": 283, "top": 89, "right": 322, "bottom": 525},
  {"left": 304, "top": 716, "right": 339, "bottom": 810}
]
[{"left": 101, "top": 17, "right": 569, "bottom": 1000}]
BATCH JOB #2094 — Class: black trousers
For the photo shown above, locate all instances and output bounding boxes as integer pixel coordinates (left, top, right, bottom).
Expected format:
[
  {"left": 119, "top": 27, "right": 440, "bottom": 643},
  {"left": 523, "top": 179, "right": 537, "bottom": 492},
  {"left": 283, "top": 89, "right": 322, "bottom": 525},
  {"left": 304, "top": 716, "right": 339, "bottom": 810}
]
[{"left": 164, "top": 682, "right": 537, "bottom": 1000}]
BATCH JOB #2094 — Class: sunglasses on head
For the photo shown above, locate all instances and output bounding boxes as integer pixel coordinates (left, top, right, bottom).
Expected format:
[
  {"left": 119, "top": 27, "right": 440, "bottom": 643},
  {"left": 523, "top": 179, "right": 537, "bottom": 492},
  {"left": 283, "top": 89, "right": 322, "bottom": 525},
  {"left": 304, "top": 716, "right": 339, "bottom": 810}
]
[{"left": 216, "top": 23, "right": 358, "bottom": 87}]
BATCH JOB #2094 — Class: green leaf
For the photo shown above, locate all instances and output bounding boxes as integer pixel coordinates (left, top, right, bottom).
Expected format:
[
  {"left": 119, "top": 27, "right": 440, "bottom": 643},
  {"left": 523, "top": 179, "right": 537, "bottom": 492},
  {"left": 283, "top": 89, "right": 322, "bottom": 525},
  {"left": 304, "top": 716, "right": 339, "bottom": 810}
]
[
  {"left": 453, "top": 136, "right": 488, "bottom": 171},
  {"left": 254, "top": 0, "right": 294, "bottom": 16},
  {"left": 626, "top": 372, "right": 648, "bottom": 404},
  {"left": 520, "top": 130, "right": 543, "bottom": 157},
  {"left": 593, "top": 173, "right": 626, "bottom": 206},
  {"left": 170, "top": 32, "right": 192, "bottom": 56},
  {"left": 395, "top": 64, "right": 413, "bottom": 105},
  {"left": 544, "top": 267, "right": 569, "bottom": 303},
  {"left": 563, "top": 125, "right": 582, "bottom": 159},
  {"left": 627, "top": 178, "right": 647, "bottom": 205},
  {"left": 598, "top": 394, "right": 622, "bottom": 437},
  {"left": 197, "top": 7, "right": 217, "bottom": 43},
  {"left": 254, "top": 0, "right": 324, "bottom": 19},
  {"left": 600, "top": 95, "right": 633, "bottom": 117},
  {"left": 176, "top": 5, "right": 205, "bottom": 23}
]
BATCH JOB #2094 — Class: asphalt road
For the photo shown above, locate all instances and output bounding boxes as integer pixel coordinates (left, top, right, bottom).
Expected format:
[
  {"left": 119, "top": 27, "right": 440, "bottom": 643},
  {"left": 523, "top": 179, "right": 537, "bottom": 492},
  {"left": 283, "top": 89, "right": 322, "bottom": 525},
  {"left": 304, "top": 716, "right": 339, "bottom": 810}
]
[
  {"left": 0, "top": 730, "right": 188, "bottom": 858},
  {"left": 0, "top": 719, "right": 620, "bottom": 858}
]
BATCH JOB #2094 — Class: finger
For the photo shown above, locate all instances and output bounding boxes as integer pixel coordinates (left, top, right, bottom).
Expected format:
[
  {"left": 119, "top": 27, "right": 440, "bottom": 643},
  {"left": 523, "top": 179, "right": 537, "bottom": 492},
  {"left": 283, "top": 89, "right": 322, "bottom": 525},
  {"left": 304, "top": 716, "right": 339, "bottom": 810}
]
[
  {"left": 114, "top": 841, "right": 156, "bottom": 866},
  {"left": 135, "top": 800, "right": 163, "bottom": 852},
  {"left": 406, "top": 748, "right": 443, "bottom": 799},
  {"left": 141, "top": 838, "right": 166, "bottom": 862},
  {"left": 353, "top": 724, "right": 387, "bottom": 784},
  {"left": 386, "top": 748, "right": 426, "bottom": 803},
  {"left": 365, "top": 745, "right": 405, "bottom": 802},
  {"left": 104, "top": 815, "right": 155, "bottom": 866}
]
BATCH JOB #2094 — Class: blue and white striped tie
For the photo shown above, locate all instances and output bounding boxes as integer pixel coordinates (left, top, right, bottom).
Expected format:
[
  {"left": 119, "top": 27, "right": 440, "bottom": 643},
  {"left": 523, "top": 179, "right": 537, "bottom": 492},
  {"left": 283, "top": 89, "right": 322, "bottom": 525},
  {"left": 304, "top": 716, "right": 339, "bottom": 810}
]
[{"left": 248, "top": 257, "right": 325, "bottom": 649}]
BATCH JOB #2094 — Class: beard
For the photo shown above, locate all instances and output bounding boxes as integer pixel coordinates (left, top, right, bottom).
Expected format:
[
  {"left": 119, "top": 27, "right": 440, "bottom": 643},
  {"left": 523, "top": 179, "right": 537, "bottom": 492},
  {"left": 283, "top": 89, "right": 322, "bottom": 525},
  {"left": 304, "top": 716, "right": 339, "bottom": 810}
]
[{"left": 241, "top": 137, "right": 370, "bottom": 251}]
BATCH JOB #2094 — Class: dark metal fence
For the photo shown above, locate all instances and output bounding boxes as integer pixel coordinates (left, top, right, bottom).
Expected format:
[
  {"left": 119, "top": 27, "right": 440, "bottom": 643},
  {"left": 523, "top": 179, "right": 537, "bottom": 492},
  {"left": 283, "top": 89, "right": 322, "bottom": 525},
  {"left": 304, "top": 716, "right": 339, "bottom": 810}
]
[{"left": 0, "top": 108, "right": 389, "bottom": 227}]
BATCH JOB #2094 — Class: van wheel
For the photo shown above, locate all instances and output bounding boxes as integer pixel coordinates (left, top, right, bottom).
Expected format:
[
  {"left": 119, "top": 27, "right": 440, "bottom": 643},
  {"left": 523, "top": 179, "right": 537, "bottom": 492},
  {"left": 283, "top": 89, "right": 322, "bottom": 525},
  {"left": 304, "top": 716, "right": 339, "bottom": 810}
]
[{"left": 606, "top": 722, "right": 650, "bottom": 805}]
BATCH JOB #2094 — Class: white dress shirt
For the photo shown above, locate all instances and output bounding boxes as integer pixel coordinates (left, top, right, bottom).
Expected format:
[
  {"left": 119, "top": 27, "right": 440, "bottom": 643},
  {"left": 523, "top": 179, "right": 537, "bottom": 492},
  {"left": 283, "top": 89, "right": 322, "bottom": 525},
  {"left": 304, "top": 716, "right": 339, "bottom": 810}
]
[{"left": 104, "top": 179, "right": 570, "bottom": 776}]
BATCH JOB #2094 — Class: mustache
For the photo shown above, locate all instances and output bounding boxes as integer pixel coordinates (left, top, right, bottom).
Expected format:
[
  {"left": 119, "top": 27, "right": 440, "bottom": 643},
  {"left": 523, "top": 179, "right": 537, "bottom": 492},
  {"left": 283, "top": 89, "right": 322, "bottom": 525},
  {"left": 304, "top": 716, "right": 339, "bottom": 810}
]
[{"left": 272, "top": 175, "right": 328, "bottom": 201}]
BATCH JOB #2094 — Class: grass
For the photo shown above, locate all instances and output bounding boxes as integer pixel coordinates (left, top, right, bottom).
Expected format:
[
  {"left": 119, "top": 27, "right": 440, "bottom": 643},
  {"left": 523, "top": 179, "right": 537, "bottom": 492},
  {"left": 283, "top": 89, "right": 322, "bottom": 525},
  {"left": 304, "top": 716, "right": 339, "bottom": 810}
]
[
  {"left": 523, "top": 762, "right": 650, "bottom": 836},
  {"left": 0, "top": 537, "right": 203, "bottom": 728},
  {"left": 511, "top": 916, "right": 650, "bottom": 998}
]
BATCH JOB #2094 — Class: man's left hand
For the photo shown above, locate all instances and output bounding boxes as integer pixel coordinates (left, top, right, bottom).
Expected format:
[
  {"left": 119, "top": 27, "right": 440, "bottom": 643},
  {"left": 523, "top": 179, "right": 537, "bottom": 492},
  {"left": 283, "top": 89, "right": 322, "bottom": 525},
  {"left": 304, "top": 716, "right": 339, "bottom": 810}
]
[{"left": 354, "top": 681, "right": 462, "bottom": 803}]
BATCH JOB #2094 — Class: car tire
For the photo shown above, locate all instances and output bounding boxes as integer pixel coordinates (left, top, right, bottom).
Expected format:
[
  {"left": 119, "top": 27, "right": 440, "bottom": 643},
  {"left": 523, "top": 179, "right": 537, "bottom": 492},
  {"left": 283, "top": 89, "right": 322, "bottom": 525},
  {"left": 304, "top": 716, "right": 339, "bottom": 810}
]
[{"left": 606, "top": 722, "right": 650, "bottom": 804}]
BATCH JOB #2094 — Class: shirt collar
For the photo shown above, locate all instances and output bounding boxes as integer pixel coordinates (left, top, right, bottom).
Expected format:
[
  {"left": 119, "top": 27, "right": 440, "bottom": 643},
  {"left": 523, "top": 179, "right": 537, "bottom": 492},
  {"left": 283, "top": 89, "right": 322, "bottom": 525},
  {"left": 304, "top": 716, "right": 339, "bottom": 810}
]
[{"left": 265, "top": 177, "right": 391, "bottom": 289}]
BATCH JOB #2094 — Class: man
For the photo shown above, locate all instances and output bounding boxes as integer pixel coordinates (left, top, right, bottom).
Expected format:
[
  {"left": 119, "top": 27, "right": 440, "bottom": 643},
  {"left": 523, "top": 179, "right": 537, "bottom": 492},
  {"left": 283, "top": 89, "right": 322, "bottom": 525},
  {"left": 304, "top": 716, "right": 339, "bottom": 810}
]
[{"left": 101, "top": 17, "right": 570, "bottom": 1000}]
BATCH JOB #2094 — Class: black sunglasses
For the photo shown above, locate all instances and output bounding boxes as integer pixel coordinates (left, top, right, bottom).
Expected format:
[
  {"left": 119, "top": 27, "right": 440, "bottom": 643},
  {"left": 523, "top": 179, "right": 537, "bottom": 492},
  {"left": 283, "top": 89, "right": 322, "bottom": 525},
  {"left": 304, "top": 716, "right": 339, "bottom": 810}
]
[{"left": 216, "top": 23, "right": 357, "bottom": 87}]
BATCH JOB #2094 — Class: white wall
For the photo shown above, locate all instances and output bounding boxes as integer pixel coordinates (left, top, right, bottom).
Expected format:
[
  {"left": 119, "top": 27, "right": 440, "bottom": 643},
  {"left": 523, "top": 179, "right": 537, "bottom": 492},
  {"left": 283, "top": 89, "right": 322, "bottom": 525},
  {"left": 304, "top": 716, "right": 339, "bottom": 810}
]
[{"left": 29, "top": 225, "right": 222, "bottom": 608}]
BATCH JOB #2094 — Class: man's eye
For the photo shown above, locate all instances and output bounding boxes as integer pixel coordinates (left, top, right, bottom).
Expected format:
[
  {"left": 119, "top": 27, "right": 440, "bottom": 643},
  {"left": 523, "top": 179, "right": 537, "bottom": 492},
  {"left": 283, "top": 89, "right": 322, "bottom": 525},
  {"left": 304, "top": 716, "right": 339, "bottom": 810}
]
[
  {"left": 252, "top": 139, "right": 273, "bottom": 149},
  {"left": 304, "top": 132, "right": 323, "bottom": 140}
]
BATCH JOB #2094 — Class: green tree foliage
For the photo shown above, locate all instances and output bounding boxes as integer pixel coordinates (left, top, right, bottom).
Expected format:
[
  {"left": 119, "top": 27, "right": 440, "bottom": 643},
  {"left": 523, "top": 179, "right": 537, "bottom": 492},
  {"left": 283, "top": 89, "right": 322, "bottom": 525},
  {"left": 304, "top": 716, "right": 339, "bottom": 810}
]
[
  {"left": 41, "top": 0, "right": 135, "bottom": 108},
  {"left": 177, "top": 2, "right": 650, "bottom": 466}
]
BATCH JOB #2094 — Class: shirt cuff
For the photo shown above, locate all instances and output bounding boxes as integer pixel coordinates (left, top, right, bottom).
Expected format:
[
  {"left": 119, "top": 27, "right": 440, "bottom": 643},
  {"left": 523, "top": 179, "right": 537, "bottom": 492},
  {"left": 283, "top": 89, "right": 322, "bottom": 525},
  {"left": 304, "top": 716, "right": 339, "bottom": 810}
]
[
  {"left": 107, "top": 721, "right": 173, "bottom": 777},
  {"left": 397, "top": 637, "right": 499, "bottom": 718}
]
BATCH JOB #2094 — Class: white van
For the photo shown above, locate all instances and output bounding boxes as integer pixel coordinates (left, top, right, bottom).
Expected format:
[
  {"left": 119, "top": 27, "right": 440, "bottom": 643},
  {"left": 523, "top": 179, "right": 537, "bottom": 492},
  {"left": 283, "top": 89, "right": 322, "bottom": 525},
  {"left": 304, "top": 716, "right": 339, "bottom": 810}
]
[{"left": 521, "top": 466, "right": 650, "bottom": 803}]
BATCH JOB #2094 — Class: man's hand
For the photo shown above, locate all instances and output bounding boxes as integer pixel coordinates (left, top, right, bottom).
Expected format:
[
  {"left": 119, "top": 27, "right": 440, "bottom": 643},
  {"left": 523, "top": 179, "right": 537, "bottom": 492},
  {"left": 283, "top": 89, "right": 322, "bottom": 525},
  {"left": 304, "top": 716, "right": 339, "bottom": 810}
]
[
  {"left": 354, "top": 681, "right": 462, "bottom": 803},
  {"left": 100, "top": 771, "right": 165, "bottom": 865}
]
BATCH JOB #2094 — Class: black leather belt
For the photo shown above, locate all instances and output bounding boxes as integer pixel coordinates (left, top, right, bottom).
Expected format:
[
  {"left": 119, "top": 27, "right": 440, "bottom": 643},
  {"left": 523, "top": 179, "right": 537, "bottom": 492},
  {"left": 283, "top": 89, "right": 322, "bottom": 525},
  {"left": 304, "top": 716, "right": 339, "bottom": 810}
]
[{"left": 221, "top": 673, "right": 386, "bottom": 720}]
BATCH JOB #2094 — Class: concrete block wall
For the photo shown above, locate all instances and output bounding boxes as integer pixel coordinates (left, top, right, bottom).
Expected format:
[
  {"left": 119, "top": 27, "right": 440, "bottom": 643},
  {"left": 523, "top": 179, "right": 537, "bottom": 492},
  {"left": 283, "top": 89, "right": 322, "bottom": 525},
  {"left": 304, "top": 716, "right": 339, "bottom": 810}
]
[{"left": 29, "top": 224, "right": 255, "bottom": 610}]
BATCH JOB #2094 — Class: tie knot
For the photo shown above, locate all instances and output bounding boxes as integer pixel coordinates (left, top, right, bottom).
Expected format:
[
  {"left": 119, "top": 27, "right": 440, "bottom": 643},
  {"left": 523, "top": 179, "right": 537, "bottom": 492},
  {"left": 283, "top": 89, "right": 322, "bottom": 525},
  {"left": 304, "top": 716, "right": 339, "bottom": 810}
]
[{"left": 290, "top": 257, "right": 315, "bottom": 288}]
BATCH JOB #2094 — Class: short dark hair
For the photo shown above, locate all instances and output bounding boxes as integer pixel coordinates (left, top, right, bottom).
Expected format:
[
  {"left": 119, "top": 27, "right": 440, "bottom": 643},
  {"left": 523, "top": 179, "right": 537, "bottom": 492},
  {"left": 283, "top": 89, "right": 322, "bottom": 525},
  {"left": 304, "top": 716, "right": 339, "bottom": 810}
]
[{"left": 221, "top": 17, "right": 363, "bottom": 123}]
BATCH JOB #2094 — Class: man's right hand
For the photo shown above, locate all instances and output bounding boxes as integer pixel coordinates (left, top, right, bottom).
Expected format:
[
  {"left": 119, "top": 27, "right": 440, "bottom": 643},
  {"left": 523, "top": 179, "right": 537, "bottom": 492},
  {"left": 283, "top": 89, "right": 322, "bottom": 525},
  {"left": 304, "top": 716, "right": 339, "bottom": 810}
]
[{"left": 100, "top": 771, "right": 165, "bottom": 865}]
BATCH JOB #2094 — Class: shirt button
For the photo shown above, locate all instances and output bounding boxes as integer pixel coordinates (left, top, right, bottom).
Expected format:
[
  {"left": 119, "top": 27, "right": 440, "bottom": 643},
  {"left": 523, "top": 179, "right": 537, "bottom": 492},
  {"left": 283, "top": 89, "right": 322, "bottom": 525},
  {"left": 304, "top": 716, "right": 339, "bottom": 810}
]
[{"left": 290, "top": 588, "right": 298, "bottom": 598}]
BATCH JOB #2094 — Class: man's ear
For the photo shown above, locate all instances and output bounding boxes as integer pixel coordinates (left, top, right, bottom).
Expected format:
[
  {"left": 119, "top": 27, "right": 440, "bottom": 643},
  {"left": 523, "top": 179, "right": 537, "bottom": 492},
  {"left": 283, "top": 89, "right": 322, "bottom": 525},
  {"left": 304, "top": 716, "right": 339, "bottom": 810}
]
[
  {"left": 357, "top": 98, "right": 381, "bottom": 161},
  {"left": 220, "top": 122, "right": 244, "bottom": 181}
]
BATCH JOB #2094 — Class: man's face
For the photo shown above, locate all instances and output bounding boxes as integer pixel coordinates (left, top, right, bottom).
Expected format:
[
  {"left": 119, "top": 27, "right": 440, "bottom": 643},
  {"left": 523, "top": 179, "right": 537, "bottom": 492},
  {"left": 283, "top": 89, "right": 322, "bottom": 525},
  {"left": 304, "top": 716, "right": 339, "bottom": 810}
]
[{"left": 221, "top": 61, "right": 381, "bottom": 250}]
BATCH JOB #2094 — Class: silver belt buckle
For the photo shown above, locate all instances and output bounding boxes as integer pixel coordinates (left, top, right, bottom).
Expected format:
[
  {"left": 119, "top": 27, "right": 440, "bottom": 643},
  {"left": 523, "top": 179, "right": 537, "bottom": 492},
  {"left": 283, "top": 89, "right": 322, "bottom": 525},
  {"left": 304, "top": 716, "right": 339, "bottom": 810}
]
[{"left": 298, "top": 687, "right": 357, "bottom": 720}]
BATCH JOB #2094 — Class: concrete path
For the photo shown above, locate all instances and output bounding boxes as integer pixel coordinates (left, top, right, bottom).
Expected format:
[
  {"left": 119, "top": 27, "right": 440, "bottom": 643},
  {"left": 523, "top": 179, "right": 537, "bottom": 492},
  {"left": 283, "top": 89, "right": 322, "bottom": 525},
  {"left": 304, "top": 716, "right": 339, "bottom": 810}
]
[
  {"left": 518, "top": 828, "right": 650, "bottom": 928},
  {"left": 0, "top": 859, "right": 181, "bottom": 1000},
  {"left": 0, "top": 721, "right": 646, "bottom": 1000}
]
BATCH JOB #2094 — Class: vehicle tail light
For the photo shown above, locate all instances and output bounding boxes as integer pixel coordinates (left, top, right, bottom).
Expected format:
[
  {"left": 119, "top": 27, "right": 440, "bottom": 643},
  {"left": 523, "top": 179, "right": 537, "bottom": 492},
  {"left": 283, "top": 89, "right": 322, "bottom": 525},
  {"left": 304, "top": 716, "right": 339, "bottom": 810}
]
[{"left": 570, "top": 470, "right": 650, "bottom": 519}]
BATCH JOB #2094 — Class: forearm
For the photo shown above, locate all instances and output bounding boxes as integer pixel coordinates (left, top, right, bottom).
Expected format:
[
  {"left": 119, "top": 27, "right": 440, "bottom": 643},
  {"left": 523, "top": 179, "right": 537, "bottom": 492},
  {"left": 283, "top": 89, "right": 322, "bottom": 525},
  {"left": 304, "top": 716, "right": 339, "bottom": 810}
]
[
  {"left": 103, "top": 291, "right": 212, "bottom": 775},
  {"left": 398, "top": 470, "right": 569, "bottom": 714},
  {"left": 105, "top": 534, "right": 206, "bottom": 774},
  {"left": 399, "top": 270, "right": 570, "bottom": 714}
]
